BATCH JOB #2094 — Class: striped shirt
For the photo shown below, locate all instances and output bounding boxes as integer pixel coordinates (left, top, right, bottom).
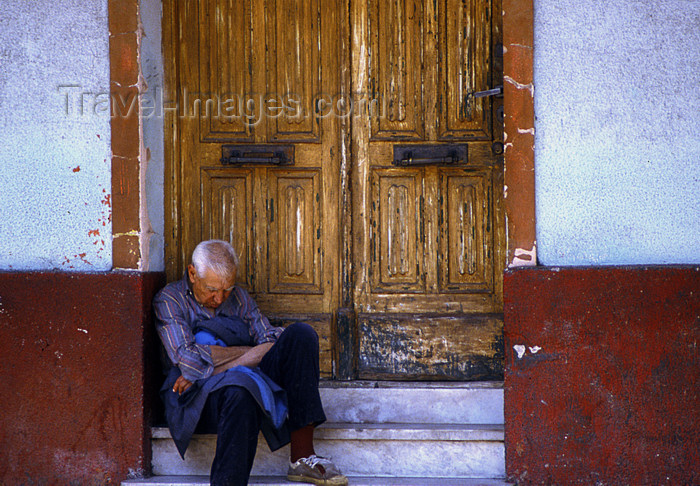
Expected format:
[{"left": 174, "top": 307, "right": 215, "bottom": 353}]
[{"left": 153, "top": 275, "right": 283, "bottom": 381}]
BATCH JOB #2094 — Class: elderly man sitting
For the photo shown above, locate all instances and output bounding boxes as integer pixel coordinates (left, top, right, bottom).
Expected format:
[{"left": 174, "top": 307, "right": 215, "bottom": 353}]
[{"left": 153, "top": 239, "right": 347, "bottom": 486}]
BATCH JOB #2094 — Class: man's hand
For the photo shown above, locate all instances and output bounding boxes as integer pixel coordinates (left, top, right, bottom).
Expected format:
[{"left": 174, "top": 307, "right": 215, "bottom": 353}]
[{"left": 173, "top": 375, "right": 193, "bottom": 395}]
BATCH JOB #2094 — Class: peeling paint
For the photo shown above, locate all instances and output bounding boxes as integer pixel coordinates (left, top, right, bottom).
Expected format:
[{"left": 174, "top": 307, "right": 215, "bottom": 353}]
[
  {"left": 360, "top": 314, "right": 504, "bottom": 379},
  {"left": 509, "top": 43, "right": 533, "bottom": 50},
  {"left": 517, "top": 127, "right": 535, "bottom": 136},
  {"left": 114, "top": 230, "right": 140, "bottom": 238},
  {"left": 513, "top": 344, "right": 526, "bottom": 359},
  {"left": 75, "top": 253, "right": 92, "bottom": 265},
  {"left": 511, "top": 243, "right": 537, "bottom": 267},
  {"left": 529, "top": 346, "right": 541, "bottom": 354},
  {"left": 504, "top": 75, "right": 534, "bottom": 96}
]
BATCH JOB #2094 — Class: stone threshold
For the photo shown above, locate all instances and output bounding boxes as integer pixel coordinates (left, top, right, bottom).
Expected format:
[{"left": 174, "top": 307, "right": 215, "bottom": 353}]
[
  {"left": 152, "top": 423, "right": 505, "bottom": 442},
  {"left": 318, "top": 380, "right": 504, "bottom": 390}
]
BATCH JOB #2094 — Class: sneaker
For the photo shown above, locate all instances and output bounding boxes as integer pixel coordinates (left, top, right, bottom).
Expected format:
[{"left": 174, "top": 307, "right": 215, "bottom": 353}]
[{"left": 287, "top": 454, "right": 348, "bottom": 485}]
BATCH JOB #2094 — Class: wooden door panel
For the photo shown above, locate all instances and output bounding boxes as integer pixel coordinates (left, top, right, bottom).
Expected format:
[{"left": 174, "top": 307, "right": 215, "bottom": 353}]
[
  {"left": 167, "top": 0, "right": 343, "bottom": 379},
  {"left": 439, "top": 169, "right": 494, "bottom": 292},
  {"left": 438, "top": 0, "right": 492, "bottom": 139},
  {"left": 356, "top": 0, "right": 498, "bottom": 315},
  {"left": 351, "top": 0, "right": 504, "bottom": 379},
  {"left": 358, "top": 313, "right": 504, "bottom": 380},
  {"left": 199, "top": 0, "right": 255, "bottom": 141},
  {"left": 370, "top": 168, "right": 424, "bottom": 293},
  {"left": 367, "top": 0, "right": 493, "bottom": 142},
  {"left": 266, "top": 0, "right": 321, "bottom": 142},
  {"left": 268, "top": 170, "right": 322, "bottom": 294},
  {"left": 201, "top": 168, "right": 254, "bottom": 288},
  {"left": 369, "top": 0, "right": 424, "bottom": 140},
  {"left": 198, "top": 0, "right": 328, "bottom": 142}
]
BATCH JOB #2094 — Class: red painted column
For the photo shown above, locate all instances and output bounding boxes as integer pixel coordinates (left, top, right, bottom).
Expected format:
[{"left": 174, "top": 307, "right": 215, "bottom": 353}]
[
  {"left": 503, "top": 0, "right": 537, "bottom": 267},
  {"left": 109, "top": 0, "right": 143, "bottom": 269},
  {"left": 0, "top": 271, "right": 164, "bottom": 484},
  {"left": 504, "top": 266, "right": 700, "bottom": 485}
]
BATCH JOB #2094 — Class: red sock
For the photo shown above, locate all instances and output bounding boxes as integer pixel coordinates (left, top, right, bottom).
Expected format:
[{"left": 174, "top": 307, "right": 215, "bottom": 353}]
[{"left": 290, "top": 424, "right": 316, "bottom": 463}]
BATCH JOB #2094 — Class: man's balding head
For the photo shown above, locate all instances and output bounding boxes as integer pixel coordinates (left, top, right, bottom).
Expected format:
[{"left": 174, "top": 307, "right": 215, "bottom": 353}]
[{"left": 191, "top": 239, "right": 239, "bottom": 281}]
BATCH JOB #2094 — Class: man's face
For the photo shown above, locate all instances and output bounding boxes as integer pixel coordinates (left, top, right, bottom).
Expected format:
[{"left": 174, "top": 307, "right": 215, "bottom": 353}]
[{"left": 188, "top": 264, "right": 236, "bottom": 310}]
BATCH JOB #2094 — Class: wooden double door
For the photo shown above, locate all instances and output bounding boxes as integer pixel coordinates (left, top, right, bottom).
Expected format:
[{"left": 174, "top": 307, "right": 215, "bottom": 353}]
[{"left": 164, "top": 0, "right": 505, "bottom": 380}]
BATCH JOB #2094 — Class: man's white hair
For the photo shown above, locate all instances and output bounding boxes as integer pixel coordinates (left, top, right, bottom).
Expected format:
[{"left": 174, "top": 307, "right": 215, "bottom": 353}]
[{"left": 191, "top": 240, "right": 239, "bottom": 280}]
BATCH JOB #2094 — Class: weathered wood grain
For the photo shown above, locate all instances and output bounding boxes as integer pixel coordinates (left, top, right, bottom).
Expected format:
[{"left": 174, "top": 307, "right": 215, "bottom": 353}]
[
  {"left": 165, "top": 0, "right": 504, "bottom": 380},
  {"left": 358, "top": 313, "right": 504, "bottom": 380}
]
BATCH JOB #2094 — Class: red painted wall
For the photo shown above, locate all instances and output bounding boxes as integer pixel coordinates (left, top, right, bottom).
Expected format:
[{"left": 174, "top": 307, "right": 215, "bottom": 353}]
[
  {"left": 504, "top": 266, "right": 700, "bottom": 485},
  {"left": 0, "top": 271, "right": 165, "bottom": 485}
]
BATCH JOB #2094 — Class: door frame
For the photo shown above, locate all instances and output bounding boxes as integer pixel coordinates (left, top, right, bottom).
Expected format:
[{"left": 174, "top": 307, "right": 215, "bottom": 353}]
[{"left": 501, "top": 0, "right": 536, "bottom": 266}]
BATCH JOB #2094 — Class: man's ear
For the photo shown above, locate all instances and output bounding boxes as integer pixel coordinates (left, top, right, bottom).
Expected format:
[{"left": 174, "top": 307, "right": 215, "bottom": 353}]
[{"left": 187, "top": 264, "right": 197, "bottom": 283}]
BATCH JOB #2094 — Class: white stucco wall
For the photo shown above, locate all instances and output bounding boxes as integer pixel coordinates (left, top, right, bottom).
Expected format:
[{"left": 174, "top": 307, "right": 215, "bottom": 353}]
[
  {"left": 0, "top": 0, "right": 112, "bottom": 271},
  {"left": 534, "top": 0, "right": 700, "bottom": 265}
]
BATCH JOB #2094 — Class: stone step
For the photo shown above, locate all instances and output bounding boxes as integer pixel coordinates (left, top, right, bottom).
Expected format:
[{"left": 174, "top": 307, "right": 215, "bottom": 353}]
[
  {"left": 319, "top": 381, "right": 503, "bottom": 425},
  {"left": 151, "top": 423, "right": 505, "bottom": 478},
  {"left": 146, "top": 382, "right": 505, "bottom": 482},
  {"left": 124, "top": 475, "right": 512, "bottom": 485}
]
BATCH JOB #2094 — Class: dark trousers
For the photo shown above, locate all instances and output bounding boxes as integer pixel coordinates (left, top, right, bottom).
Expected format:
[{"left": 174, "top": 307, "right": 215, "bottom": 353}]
[{"left": 200, "top": 322, "right": 327, "bottom": 486}]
